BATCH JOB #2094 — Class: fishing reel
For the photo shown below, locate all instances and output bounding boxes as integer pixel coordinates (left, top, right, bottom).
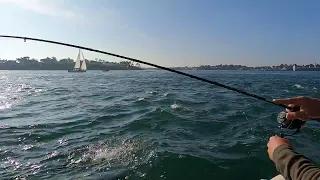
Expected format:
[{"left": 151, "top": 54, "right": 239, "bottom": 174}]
[
  {"left": 276, "top": 105, "right": 306, "bottom": 137},
  {"left": 277, "top": 107, "right": 306, "bottom": 137}
]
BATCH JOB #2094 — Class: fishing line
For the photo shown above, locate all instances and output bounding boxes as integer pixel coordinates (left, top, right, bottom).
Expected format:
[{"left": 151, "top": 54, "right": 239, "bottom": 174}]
[{"left": 0, "top": 35, "right": 289, "bottom": 109}]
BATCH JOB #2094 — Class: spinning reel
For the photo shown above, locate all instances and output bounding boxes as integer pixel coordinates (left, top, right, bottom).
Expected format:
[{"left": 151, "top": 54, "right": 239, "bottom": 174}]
[
  {"left": 277, "top": 111, "right": 306, "bottom": 137},
  {"left": 276, "top": 105, "right": 308, "bottom": 137}
]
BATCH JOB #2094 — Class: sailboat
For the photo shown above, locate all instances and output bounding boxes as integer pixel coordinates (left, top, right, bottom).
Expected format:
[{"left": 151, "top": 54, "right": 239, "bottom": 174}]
[
  {"left": 68, "top": 49, "right": 87, "bottom": 72},
  {"left": 293, "top": 64, "right": 296, "bottom": 71}
]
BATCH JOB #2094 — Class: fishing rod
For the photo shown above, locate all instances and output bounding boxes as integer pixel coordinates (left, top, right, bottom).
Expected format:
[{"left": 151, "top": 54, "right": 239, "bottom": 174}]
[
  {"left": 0, "top": 35, "right": 310, "bottom": 136},
  {"left": 0, "top": 35, "right": 287, "bottom": 108}
]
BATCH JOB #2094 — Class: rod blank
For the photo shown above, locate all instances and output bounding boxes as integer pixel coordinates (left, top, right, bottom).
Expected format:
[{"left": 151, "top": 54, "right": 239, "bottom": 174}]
[{"left": 0, "top": 35, "right": 289, "bottom": 109}]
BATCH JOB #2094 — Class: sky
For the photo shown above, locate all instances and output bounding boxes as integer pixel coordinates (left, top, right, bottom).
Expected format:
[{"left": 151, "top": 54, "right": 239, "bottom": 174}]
[{"left": 0, "top": 0, "right": 319, "bottom": 67}]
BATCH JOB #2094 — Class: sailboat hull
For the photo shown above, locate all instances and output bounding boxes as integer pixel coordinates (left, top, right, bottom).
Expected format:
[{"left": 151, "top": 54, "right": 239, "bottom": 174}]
[{"left": 68, "top": 68, "right": 86, "bottom": 72}]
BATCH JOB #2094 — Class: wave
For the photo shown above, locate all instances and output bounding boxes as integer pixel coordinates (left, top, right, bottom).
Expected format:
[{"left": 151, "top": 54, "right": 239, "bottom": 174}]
[
  {"left": 170, "top": 103, "right": 181, "bottom": 109},
  {"left": 1, "top": 71, "right": 320, "bottom": 179},
  {"left": 294, "top": 84, "right": 305, "bottom": 89}
]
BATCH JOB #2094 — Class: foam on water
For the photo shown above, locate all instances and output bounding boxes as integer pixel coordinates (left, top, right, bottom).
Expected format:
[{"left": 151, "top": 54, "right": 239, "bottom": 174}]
[
  {"left": 67, "top": 138, "right": 153, "bottom": 171},
  {"left": 170, "top": 103, "right": 180, "bottom": 109},
  {"left": 22, "top": 145, "right": 33, "bottom": 151},
  {"left": 146, "top": 91, "right": 154, "bottom": 94},
  {"left": 58, "top": 138, "right": 68, "bottom": 145},
  {"left": 294, "top": 84, "right": 305, "bottom": 89}
]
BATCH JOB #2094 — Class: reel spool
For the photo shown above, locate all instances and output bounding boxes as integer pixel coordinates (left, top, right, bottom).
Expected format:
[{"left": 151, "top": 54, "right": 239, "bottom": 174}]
[{"left": 277, "top": 111, "right": 306, "bottom": 137}]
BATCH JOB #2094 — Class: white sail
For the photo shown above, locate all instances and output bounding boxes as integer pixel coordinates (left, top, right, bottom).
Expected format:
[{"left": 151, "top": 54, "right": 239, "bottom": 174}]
[
  {"left": 74, "top": 49, "right": 81, "bottom": 69},
  {"left": 80, "top": 49, "right": 87, "bottom": 71},
  {"left": 293, "top": 65, "right": 296, "bottom": 71},
  {"left": 80, "top": 59, "right": 87, "bottom": 71}
]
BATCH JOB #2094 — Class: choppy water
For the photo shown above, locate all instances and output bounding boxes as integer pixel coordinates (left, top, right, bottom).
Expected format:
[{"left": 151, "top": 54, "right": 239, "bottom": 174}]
[{"left": 0, "top": 70, "right": 319, "bottom": 180}]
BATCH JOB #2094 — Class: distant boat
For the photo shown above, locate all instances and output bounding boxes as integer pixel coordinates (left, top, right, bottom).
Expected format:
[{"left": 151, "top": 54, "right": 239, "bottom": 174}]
[
  {"left": 68, "top": 49, "right": 87, "bottom": 72},
  {"left": 293, "top": 65, "right": 296, "bottom": 71}
]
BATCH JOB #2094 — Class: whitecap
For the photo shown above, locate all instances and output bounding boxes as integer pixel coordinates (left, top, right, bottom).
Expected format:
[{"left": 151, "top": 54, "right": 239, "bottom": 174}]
[
  {"left": 138, "top": 97, "right": 145, "bottom": 101},
  {"left": 294, "top": 84, "right": 304, "bottom": 89},
  {"left": 163, "top": 92, "right": 169, "bottom": 97},
  {"left": 14, "top": 176, "right": 26, "bottom": 180},
  {"left": 171, "top": 103, "right": 180, "bottom": 109},
  {"left": 58, "top": 138, "right": 68, "bottom": 145},
  {"left": 22, "top": 145, "right": 33, "bottom": 151},
  {"left": 283, "top": 89, "right": 289, "bottom": 92},
  {"left": 35, "top": 89, "right": 43, "bottom": 93},
  {"left": 20, "top": 84, "right": 32, "bottom": 90}
]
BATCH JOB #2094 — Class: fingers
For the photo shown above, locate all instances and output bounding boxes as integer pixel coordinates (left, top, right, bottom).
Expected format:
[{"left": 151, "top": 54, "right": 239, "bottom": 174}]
[
  {"left": 273, "top": 96, "right": 308, "bottom": 106},
  {"left": 286, "top": 110, "right": 310, "bottom": 121},
  {"left": 267, "top": 136, "right": 290, "bottom": 161},
  {"left": 286, "top": 104, "right": 299, "bottom": 112}
]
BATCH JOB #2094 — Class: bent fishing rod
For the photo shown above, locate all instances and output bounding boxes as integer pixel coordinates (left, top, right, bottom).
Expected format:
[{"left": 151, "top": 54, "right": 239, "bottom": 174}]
[
  {"left": 0, "top": 35, "right": 310, "bottom": 136},
  {"left": 0, "top": 35, "right": 287, "bottom": 108}
]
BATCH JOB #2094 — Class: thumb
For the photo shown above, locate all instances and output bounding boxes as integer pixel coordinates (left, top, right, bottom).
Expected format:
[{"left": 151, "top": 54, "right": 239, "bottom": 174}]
[{"left": 286, "top": 110, "right": 309, "bottom": 121}]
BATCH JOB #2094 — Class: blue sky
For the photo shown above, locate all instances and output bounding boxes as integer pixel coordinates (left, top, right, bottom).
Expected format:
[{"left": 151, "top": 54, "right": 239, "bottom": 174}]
[{"left": 0, "top": 0, "right": 319, "bottom": 67}]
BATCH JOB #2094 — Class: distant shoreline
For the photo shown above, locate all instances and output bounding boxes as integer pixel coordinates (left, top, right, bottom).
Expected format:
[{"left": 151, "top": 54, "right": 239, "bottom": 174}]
[
  {"left": 0, "top": 69, "right": 141, "bottom": 70},
  {"left": 0, "top": 56, "right": 143, "bottom": 71},
  {"left": 0, "top": 57, "right": 319, "bottom": 71},
  {"left": 1, "top": 69, "right": 319, "bottom": 71}
]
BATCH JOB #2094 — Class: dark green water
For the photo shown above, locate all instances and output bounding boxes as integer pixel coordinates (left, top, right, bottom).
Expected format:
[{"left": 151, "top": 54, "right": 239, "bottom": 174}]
[{"left": 0, "top": 70, "right": 319, "bottom": 180}]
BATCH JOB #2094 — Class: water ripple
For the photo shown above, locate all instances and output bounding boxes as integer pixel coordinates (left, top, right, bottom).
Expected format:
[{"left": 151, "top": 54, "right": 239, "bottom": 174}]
[{"left": 0, "top": 70, "right": 319, "bottom": 179}]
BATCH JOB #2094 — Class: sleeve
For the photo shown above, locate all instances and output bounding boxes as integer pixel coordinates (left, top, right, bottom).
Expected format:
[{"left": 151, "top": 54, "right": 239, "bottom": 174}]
[{"left": 273, "top": 144, "right": 320, "bottom": 180}]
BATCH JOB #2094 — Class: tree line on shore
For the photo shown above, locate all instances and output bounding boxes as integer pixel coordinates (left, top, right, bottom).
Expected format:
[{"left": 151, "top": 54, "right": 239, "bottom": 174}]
[
  {"left": 0, "top": 56, "right": 318, "bottom": 71},
  {"left": 172, "top": 63, "right": 320, "bottom": 70},
  {"left": 0, "top": 56, "right": 142, "bottom": 70}
]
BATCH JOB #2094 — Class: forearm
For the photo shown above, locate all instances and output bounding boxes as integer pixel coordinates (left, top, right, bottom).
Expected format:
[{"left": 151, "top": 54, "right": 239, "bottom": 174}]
[{"left": 273, "top": 144, "right": 320, "bottom": 180}]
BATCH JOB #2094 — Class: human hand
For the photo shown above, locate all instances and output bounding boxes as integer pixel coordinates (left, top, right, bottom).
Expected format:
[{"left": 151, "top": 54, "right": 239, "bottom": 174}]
[
  {"left": 267, "top": 136, "right": 291, "bottom": 162},
  {"left": 273, "top": 96, "right": 320, "bottom": 121}
]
